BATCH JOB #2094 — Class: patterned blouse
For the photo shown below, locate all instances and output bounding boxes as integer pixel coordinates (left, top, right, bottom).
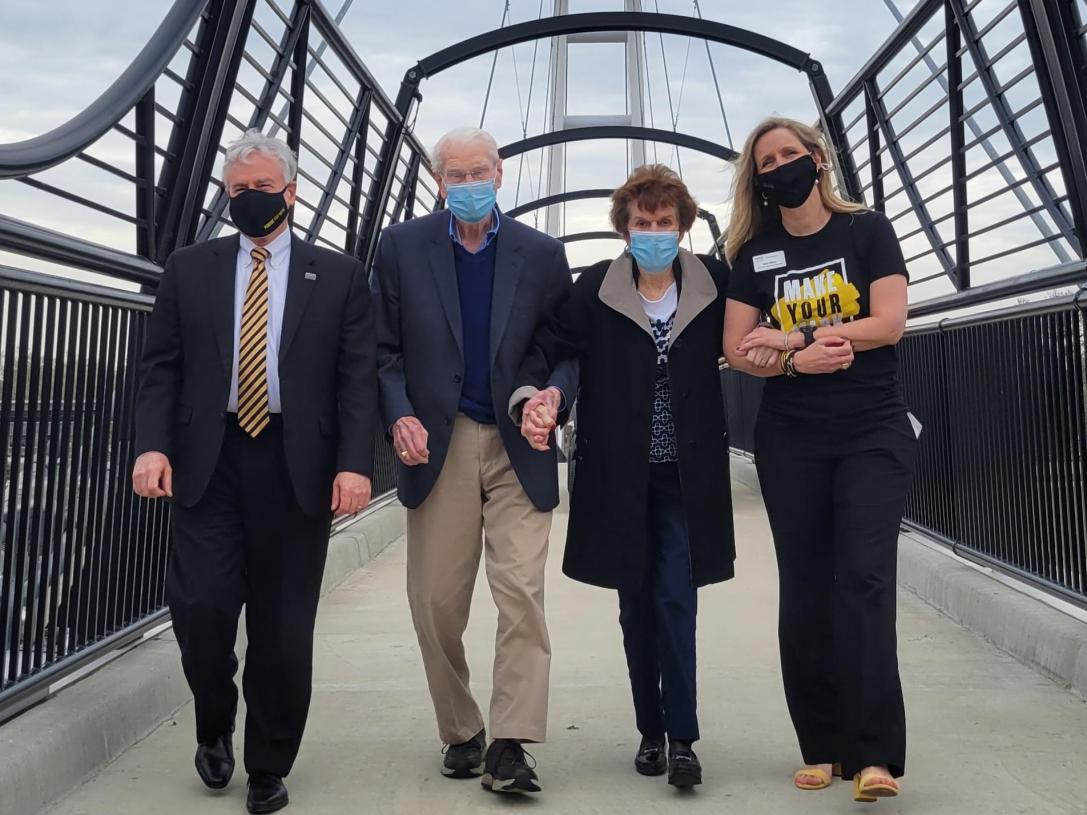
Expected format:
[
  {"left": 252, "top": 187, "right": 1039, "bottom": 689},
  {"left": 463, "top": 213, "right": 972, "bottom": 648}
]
[{"left": 648, "top": 312, "right": 679, "bottom": 463}]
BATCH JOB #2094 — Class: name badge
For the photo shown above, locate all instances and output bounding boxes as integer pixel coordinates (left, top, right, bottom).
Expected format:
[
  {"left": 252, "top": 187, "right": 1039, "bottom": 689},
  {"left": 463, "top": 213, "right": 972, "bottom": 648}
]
[{"left": 752, "top": 251, "right": 786, "bottom": 272}]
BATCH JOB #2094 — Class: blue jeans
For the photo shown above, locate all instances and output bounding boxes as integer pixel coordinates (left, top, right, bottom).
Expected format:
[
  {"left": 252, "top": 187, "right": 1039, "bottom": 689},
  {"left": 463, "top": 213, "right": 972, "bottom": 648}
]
[{"left": 618, "top": 462, "right": 699, "bottom": 742}]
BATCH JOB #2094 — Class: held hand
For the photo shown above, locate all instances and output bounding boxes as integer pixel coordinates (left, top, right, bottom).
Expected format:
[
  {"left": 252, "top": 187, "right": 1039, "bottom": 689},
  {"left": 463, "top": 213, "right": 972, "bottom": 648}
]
[
  {"left": 736, "top": 325, "right": 790, "bottom": 355},
  {"left": 331, "top": 472, "right": 372, "bottom": 517},
  {"left": 794, "top": 336, "right": 854, "bottom": 375},
  {"left": 747, "top": 345, "right": 780, "bottom": 369},
  {"left": 521, "top": 387, "right": 561, "bottom": 452},
  {"left": 393, "top": 416, "right": 430, "bottom": 466},
  {"left": 132, "top": 451, "right": 173, "bottom": 499}
]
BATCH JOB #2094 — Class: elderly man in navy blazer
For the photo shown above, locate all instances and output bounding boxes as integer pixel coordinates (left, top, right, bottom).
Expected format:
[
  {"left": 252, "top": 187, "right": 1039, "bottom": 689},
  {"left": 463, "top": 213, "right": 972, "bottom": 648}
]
[{"left": 371, "top": 126, "right": 575, "bottom": 795}]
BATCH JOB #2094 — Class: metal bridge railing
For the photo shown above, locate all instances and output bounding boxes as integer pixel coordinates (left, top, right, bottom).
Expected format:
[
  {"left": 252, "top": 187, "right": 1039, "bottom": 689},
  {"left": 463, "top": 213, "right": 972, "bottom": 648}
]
[
  {"left": 0, "top": 0, "right": 436, "bottom": 719},
  {"left": 826, "top": 0, "right": 1087, "bottom": 309}
]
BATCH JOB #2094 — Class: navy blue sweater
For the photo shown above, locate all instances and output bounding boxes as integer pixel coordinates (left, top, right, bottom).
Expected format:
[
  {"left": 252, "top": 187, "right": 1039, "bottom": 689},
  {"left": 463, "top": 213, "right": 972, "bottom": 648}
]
[{"left": 454, "top": 239, "right": 497, "bottom": 423}]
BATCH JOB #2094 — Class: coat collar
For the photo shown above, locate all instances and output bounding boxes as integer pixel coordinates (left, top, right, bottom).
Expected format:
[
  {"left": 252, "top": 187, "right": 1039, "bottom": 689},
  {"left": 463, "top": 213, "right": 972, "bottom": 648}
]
[{"left": 598, "top": 248, "right": 718, "bottom": 347}]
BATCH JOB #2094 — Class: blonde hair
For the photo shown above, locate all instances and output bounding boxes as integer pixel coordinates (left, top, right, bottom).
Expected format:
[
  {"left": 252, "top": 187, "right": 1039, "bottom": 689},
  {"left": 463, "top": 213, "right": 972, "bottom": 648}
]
[{"left": 724, "top": 116, "right": 864, "bottom": 262}]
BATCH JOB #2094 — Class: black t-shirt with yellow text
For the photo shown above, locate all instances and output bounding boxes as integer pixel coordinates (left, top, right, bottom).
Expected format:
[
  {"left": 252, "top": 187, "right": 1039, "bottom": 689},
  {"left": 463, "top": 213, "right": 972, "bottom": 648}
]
[{"left": 729, "top": 210, "right": 908, "bottom": 425}]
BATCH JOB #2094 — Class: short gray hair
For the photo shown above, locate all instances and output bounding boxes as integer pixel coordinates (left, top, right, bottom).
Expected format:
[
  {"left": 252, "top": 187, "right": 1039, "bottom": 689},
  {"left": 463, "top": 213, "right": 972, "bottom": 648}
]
[
  {"left": 222, "top": 129, "right": 298, "bottom": 184},
  {"left": 429, "top": 127, "right": 500, "bottom": 176}
]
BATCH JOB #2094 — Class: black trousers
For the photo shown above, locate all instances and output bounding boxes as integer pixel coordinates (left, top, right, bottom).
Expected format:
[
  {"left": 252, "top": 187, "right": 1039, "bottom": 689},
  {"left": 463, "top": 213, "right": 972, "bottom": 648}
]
[
  {"left": 618, "top": 462, "right": 700, "bottom": 742},
  {"left": 167, "top": 416, "right": 331, "bottom": 777},
  {"left": 754, "top": 410, "right": 917, "bottom": 780}
]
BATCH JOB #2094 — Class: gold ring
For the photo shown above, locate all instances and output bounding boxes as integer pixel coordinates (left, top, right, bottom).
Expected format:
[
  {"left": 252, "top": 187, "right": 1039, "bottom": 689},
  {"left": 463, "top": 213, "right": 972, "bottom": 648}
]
[
  {"left": 841, "top": 363, "right": 850, "bottom": 370},
  {"left": 399, "top": 450, "right": 408, "bottom": 456}
]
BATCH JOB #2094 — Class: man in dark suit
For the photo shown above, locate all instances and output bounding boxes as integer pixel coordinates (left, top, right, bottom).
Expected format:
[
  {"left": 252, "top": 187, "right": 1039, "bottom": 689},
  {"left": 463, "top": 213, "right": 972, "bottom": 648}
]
[
  {"left": 132, "top": 129, "right": 376, "bottom": 814},
  {"left": 371, "top": 127, "right": 575, "bottom": 795}
]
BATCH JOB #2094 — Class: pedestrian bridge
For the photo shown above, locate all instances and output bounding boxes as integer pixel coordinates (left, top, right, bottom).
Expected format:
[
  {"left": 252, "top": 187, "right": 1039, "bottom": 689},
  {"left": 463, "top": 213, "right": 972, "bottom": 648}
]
[{"left": 2, "top": 1, "right": 1087, "bottom": 813}]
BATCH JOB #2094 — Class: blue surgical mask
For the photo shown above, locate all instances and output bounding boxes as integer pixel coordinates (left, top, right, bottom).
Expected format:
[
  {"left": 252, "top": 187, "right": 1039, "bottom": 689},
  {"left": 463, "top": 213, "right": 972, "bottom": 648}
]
[
  {"left": 629, "top": 230, "right": 680, "bottom": 273},
  {"left": 445, "top": 179, "right": 497, "bottom": 224}
]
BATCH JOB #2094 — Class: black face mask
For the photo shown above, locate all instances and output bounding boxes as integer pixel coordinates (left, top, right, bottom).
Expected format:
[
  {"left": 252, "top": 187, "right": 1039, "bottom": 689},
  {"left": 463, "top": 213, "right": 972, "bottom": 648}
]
[
  {"left": 755, "top": 154, "right": 820, "bottom": 209},
  {"left": 229, "top": 188, "right": 290, "bottom": 238}
]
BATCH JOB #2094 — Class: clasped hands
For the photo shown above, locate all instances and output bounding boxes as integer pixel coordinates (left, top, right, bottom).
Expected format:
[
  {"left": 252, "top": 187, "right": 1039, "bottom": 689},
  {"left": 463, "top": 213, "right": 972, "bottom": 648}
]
[
  {"left": 519, "top": 387, "right": 563, "bottom": 452},
  {"left": 735, "top": 325, "right": 854, "bottom": 374}
]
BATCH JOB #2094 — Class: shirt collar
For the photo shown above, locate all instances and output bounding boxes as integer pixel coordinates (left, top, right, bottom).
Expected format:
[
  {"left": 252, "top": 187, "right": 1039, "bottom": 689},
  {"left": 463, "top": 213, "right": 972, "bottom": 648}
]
[
  {"left": 449, "top": 208, "right": 501, "bottom": 252},
  {"left": 239, "top": 227, "right": 292, "bottom": 269}
]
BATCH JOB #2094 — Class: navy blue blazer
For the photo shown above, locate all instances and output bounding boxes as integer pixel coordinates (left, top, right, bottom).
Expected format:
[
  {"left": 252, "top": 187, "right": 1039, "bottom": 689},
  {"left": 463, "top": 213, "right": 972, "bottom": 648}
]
[{"left": 370, "top": 210, "right": 577, "bottom": 511}]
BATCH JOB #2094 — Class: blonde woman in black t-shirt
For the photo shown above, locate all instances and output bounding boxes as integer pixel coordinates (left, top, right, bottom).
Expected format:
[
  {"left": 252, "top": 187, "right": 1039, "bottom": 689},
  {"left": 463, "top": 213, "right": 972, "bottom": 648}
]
[{"left": 723, "top": 116, "right": 918, "bottom": 803}]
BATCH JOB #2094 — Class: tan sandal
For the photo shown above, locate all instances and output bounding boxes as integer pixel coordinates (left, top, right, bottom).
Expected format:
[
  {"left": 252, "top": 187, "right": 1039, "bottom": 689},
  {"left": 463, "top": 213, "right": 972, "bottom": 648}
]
[
  {"left": 793, "top": 762, "right": 841, "bottom": 791},
  {"left": 853, "top": 769, "right": 899, "bottom": 802}
]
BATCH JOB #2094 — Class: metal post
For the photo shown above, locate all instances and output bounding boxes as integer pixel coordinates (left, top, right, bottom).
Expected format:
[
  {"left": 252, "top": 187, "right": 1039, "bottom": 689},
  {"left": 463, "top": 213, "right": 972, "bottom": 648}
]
[
  {"left": 286, "top": 11, "right": 310, "bottom": 228},
  {"left": 863, "top": 82, "right": 884, "bottom": 211},
  {"left": 1019, "top": 0, "right": 1087, "bottom": 257},
  {"left": 357, "top": 69, "right": 421, "bottom": 268},
  {"left": 946, "top": 2, "right": 970, "bottom": 289},
  {"left": 807, "top": 59, "right": 863, "bottom": 202},
  {"left": 154, "top": 0, "right": 259, "bottom": 262},
  {"left": 881, "top": 0, "right": 1070, "bottom": 265},
  {"left": 134, "top": 88, "right": 157, "bottom": 261},
  {"left": 948, "top": 0, "right": 1077, "bottom": 251}
]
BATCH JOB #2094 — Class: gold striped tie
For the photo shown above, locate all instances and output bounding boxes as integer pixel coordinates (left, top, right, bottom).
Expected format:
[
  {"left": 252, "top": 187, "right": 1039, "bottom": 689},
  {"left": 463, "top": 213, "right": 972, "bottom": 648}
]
[{"left": 237, "top": 247, "right": 271, "bottom": 438}]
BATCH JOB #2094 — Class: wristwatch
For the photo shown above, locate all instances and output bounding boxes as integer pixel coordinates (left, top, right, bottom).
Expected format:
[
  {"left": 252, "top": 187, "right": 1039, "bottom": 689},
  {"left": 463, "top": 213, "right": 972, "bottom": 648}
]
[{"left": 799, "top": 325, "right": 817, "bottom": 348}]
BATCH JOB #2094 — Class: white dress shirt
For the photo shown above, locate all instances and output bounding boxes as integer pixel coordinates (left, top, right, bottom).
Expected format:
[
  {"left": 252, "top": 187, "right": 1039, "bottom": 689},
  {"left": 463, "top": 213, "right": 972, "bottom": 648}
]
[{"left": 228, "top": 229, "right": 291, "bottom": 413}]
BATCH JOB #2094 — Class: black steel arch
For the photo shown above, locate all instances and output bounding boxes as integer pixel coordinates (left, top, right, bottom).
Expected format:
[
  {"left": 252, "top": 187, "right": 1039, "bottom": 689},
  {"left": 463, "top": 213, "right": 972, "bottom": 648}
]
[
  {"left": 0, "top": 0, "right": 206, "bottom": 179},
  {"left": 499, "top": 126, "right": 739, "bottom": 163},
  {"left": 412, "top": 12, "right": 813, "bottom": 78},
  {"left": 506, "top": 188, "right": 614, "bottom": 219},
  {"left": 362, "top": 10, "right": 862, "bottom": 267},
  {"left": 559, "top": 231, "right": 622, "bottom": 244}
]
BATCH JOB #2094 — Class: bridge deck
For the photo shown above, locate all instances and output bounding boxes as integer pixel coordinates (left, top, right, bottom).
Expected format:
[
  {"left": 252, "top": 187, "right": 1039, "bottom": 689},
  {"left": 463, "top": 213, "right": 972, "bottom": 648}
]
[{"left": 42, "top": 475, "right": 1087, "bottom": 815}]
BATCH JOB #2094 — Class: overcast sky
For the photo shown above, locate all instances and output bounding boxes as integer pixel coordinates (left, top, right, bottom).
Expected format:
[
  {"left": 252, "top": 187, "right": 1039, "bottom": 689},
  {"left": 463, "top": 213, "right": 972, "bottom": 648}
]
[{"left": 0, "top": 0, "right": 1075, "bottom": 305}]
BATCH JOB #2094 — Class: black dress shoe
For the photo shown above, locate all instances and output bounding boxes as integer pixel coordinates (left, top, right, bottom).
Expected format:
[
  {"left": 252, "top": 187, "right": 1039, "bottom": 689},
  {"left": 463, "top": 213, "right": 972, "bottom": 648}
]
[
  {"left": 481, "top": 739, "right": 541, "bottom": 794},
  {"left": 634, "top": 735, "right": 667, "bottom": 776},
  {"left": 442, "top": 729, "right": 486, "bottom": 779},
  {"left": 667, "top": 740, "right": 702, "bottom": 788},
  {"left": 247, "top": 773, "right": 289, "bottom": 814},
  {"left": 194, "top": 735, "right": 234, "bottom": 789}
]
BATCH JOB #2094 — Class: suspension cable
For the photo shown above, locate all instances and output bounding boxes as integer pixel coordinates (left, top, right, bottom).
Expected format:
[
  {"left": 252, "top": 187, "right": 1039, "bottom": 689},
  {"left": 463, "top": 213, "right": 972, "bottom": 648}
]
[
  {"left": 693, "top": 0, "right": 734, "bottom": 148},
  {"left": 642, "top": 31, "right": 659, "bottom": 164},
  {"left": 652, "top": 0, "right": 683, "bottom": 175},
  {"left": 513, "top": 0, "right": 547, "bottom": 206},
  {"left": 479, "top": 1, "right": 511, "bottom": 128}
]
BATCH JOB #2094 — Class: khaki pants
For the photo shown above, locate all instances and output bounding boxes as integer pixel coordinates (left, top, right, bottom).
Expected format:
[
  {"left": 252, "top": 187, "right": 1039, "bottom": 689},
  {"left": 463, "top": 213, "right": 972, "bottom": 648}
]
[{"left": 406, "top": 416, "right": 552, "bottom": 744}]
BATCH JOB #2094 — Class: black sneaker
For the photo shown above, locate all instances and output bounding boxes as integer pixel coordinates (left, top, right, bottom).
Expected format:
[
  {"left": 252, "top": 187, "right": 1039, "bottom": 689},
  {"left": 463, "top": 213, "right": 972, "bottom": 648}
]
[
  {"left": 635, "top": 735, "right": 667, "bottom": 776},
  {"left": 442, "top": 729, "right": 486, "bottom": 779},
  {"left": 667, "top": 740, "right": 702, "bottom": 788},
  {"left": 481, "top": 739, "right": 541, "bottom": 794}
]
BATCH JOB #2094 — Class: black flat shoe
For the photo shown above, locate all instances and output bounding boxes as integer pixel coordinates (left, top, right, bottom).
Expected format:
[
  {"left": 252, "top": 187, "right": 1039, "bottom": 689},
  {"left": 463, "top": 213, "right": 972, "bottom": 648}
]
[
  {"left": 246, "top": 773, "right": 289, "bottom": 813},
  {"left": 442, "top": 729, "right": 486, "bottom": 779},
  {"left": 481, "top": 739, "right": 541, "bottom": 794},
  {"left": 194, "top": 735, "right": 234, "bottom": 789},
  {"left": 667, "top": 740, "right": 702, "bottom": 789},
  {"left": 635, "top": 735, "right": 667, "bottom": 776}
]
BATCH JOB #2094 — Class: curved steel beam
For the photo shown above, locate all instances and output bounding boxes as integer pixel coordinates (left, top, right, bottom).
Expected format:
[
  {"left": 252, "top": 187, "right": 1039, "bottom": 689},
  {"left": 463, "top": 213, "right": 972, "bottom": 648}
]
[
  {"left": 0, "top": 0, "right": 207, "bottom": 178},
  {"left": 500, "top": 126, "right": 738, "bottom": 163},
  {"left": 507, "top": 188, "right": 720, "bottom": 233},
  {"left": 414, "top": 12, "right": 814, "bottom": 79},
  {"left": 559, "top": 231, "right": 622, "bottom": 244},
  {"left": 506, "top": 188, "right": 615, "bottom": 219}
]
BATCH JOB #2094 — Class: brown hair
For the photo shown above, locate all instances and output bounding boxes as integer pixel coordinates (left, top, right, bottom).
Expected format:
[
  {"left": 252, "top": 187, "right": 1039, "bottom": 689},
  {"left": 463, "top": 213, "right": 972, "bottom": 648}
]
[
  {"left": 724, "top": 116, "right": 864, "bottom": 262},
  {"left": 610, "top": 164, "right": 699, "bottom": 237}
]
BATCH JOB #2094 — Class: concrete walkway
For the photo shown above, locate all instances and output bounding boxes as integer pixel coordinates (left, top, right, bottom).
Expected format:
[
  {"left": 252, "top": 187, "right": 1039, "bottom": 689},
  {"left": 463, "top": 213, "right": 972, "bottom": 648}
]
[{"left": 43, "top": 475, "right": 1087, "bottom": 815}]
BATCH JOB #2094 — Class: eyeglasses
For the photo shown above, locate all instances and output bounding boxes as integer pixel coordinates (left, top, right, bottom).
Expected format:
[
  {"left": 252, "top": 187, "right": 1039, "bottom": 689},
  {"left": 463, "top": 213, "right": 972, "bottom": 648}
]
[{"left": 442, "top": 167, "right": 495, "bottom": 184}]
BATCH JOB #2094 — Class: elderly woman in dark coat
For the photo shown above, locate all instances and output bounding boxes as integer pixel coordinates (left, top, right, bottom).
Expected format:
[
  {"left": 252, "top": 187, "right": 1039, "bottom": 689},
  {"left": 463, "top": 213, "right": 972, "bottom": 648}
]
[{"left": 511, "top": 164, "right": 735, "bottom": 789}]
